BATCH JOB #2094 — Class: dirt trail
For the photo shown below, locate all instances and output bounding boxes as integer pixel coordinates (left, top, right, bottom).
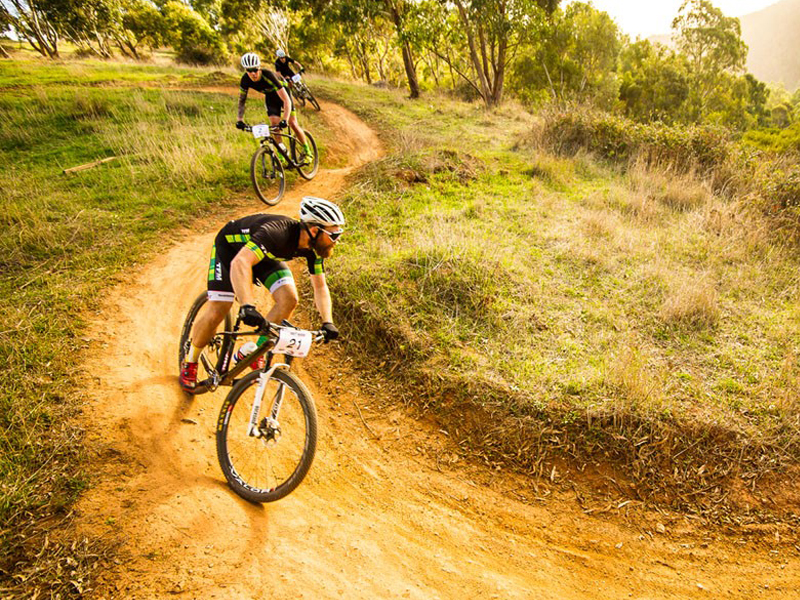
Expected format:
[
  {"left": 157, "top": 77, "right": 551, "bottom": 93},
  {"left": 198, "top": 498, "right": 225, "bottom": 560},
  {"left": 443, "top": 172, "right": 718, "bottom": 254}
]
[{"left": 75, "top": 100, "right": 799, "bottom": 600}]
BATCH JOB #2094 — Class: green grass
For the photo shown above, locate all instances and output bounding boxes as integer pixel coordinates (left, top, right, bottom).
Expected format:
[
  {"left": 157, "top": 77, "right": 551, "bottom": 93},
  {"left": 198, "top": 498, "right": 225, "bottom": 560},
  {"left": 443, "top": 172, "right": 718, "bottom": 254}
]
[
  {"left": 0, "top": 58, "right": 327, "bottom": 593},
  {"left": 313, "top": 78, "right": 800, "bottom": 510}
]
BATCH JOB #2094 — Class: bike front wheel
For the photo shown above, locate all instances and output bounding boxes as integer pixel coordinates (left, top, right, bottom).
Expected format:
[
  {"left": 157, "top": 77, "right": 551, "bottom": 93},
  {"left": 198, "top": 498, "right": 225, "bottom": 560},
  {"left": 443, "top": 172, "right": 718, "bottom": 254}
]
[
  {"left": 179, "top": 292, "right": 233, "bottom": 394},
  {"left": 250, "top": 145, "right": 286, "bottom": 206},
  {"left": 292, "top": 86, "right": 306, "bottom": 108},
  {"left": 305, "top": 86, "right": 321, "bottom": 111},
  {"left": 216, "top": 369, "right": 318, "bottom": 503},
  {"left": 291, "top": 130, "right": 319, "bottom": 180}
]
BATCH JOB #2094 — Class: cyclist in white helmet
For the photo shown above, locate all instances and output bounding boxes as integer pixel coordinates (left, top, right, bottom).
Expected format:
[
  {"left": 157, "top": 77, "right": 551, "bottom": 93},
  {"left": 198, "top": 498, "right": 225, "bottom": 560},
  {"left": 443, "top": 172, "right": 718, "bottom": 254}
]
[
  {"left": 180, "top": 197, "right": 346, "bottom": 393},
  {"left": 274, "top": 48, "right": 306, "bottom": 93},
  {"left": 236, "top": 52, "right": 313, "bottom": 162}
]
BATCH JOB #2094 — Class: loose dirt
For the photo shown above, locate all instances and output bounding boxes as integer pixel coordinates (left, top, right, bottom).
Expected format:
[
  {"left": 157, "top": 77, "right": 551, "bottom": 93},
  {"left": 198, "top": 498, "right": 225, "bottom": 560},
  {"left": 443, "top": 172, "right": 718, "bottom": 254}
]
[{"left": 74, "top": 99, "right": 799, "bottom": 599}]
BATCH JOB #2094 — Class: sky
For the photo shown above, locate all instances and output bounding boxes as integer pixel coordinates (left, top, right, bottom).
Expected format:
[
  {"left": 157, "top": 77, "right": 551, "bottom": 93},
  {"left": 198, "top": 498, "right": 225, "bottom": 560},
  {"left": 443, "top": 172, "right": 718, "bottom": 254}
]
[{"left": 567, "top": 0, "right": 782, "bottom": 38}]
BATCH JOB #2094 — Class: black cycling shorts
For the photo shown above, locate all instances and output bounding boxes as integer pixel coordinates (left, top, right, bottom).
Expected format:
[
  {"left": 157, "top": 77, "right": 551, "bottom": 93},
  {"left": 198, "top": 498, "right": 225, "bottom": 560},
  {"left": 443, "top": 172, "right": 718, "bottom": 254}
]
[
  {"left": 265, "top": 96, "right": 296, "bottom": 118},
  {"left": 206, "top": 229, "right": 294, "bottom": 303}
]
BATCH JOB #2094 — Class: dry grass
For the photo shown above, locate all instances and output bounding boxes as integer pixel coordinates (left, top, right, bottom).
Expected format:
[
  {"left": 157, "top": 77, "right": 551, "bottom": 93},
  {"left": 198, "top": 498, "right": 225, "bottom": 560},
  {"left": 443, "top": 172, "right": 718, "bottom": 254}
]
[
  {"left": 628, "top": 161, "right": 711, "bottom": 214},
  {"left": 659, "top": 274, "right": 720, "bottom": 328}
]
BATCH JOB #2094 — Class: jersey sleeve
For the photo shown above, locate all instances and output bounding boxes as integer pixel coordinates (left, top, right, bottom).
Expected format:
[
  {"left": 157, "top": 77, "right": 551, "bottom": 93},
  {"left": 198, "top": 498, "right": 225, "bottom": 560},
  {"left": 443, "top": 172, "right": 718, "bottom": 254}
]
[
  {"left": 306, "top": 253, "right": 324, "bottom": 276},
  {"left": 264, "top": 70, "right": 283, "bottom": 89}
]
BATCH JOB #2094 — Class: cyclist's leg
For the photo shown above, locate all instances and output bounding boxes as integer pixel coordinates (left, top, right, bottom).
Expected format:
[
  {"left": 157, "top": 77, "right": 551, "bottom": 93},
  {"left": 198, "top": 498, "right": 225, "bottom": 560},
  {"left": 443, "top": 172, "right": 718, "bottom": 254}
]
[
  {"left": 192, "top": 234, "right": 236, "bottom": 348},
  {"left": 257, "top": 263, "right": 299, "bottom": 323},
  {"left": 190, "top": 300, "right": 233, "bottom": 348},
  {"left": 265, "top": 98, "right": 284, "bottom": 146},
  {"left": 287, "top": 102, "right": 308, "bottom": 147}
]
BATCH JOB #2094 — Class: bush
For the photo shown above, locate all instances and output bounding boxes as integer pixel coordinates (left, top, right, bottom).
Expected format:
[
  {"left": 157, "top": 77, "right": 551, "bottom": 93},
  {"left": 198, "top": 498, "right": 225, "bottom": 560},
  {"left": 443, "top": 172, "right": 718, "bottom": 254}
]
[
  {"left": 536, "top": 105, "right": 800, "bottom": 239},
  {"left": 163, "top": 1, "right": 227, "bottom": 66},
  {"left": 539, "top": 105, "right": 731, "bottom": 174}
]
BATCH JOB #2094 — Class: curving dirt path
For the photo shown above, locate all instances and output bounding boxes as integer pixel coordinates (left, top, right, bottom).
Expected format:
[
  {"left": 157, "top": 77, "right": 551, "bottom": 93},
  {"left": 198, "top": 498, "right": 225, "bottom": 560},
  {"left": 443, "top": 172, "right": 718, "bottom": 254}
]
[{"left": 75, "top": 100, "right": 799, "bottom": 599}]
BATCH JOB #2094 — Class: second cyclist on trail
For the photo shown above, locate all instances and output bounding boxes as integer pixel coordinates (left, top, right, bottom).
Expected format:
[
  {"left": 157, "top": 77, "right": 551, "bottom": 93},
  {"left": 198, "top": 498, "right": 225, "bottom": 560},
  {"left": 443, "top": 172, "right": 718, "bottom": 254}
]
[
  {"left": 236, "top": 52, "right": 312, "bottom": 163},
  {"left": 274, "top": 48, "right": 306, "bottom": 93}
]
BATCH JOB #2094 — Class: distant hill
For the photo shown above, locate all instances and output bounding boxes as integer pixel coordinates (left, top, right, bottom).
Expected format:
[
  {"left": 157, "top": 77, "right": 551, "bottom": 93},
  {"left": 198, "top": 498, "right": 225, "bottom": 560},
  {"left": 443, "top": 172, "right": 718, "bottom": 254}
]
[
  {"left": 646, "top": 0, "right": 800, "bottom": 91},
  {"left": 740, "top": 0, "right": 800, "bottom": 90}
]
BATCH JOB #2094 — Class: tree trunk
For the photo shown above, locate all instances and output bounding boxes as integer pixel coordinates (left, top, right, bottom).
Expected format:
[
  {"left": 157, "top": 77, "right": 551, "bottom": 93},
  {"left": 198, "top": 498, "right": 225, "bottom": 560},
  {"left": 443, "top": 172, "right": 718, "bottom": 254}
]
[
  {"left": 386, "top": 0, "right": 420, "bottom": 99},
  {"left": 453, "top": 0, "right": 491, "bottom": 105}
]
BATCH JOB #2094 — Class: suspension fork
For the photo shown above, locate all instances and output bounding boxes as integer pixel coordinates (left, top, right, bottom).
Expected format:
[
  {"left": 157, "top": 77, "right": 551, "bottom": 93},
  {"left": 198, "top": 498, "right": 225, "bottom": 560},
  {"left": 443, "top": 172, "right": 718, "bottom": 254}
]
[{"left": 247, "top": 361, "right": 291, "bottom": 437}]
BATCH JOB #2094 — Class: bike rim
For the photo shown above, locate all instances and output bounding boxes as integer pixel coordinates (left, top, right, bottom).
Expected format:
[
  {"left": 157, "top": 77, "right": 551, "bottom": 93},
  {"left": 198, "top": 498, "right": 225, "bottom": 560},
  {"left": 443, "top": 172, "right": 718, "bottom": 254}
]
[{"left": 222, "top": 377, "right": 313, "bottom": 496}]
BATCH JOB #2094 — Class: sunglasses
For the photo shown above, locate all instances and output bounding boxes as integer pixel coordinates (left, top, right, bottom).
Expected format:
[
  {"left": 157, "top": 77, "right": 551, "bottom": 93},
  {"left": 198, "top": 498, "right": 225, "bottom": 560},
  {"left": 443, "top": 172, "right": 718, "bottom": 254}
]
[
  {"left": 320, "top": 228, "right": 344, "bottom": 241},
  {"left": 246, "top": 67, "right": 259, "bottom": 73}
]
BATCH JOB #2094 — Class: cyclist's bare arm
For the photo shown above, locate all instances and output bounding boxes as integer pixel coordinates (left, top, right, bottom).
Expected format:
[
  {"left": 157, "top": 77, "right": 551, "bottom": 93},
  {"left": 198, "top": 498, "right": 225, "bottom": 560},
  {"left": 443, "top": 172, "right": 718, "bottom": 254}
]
[
  {"left": 230, "top": 246, "right": 261, "bottom": 305},
  {"left": 237, "top": 88, "right": 248, "bottom": 121},
  {"left": 309, "top": 273, "right": 333, "bottom": 323}
]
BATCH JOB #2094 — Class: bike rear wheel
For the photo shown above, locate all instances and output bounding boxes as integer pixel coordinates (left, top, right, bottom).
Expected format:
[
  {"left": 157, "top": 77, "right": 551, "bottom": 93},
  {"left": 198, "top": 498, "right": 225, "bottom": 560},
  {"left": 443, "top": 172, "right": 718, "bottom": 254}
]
[
  {"left": 290, "top": 130, "right": 319, "bottom": 180},
  {"left": 250, "top": 145, "right": 286, "bottom": 206},
  {"left": 179, "top": 292, "right": 233, "bottom": 394},
  {"left": 217, "top": 369, "right": 318, "bottom": 503}
]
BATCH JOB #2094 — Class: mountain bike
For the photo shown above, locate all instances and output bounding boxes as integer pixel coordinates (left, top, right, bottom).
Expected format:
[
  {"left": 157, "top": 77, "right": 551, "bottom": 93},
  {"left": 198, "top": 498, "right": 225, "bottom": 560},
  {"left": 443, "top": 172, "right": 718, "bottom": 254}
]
[
  {"left": 179, "top": 292, "right": 324, "bottom": 503},
  {"left": 289, "top": 75, "right": 321, "bottom": 111},
  {"left": 241, "top": 123, "right": 320, "bottom": 206}
]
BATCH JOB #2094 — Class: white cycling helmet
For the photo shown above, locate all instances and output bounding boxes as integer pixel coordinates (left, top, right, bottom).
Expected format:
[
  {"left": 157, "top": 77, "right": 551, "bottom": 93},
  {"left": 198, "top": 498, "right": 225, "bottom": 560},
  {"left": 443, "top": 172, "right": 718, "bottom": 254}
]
[
  {"left": 276, "top": 48, "right": 286, "bottom": 58},
  {"left": 241, "top": 52, "right": 261, "bottom": 69},
  {"left": 300, "top": 197, "right": 345, "bottom": 227}
]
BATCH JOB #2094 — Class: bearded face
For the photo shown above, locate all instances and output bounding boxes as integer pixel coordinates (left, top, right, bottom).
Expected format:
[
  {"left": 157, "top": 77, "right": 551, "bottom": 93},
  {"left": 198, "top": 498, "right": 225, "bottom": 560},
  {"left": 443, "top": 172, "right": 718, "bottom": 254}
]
[{"left": 311, "top": 232, "right": 335, "bottom": 258}]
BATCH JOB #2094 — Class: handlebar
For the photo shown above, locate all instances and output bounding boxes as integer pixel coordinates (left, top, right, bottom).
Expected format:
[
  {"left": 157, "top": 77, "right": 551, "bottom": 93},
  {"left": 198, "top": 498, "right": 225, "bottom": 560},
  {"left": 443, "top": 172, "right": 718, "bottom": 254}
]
[
  {"left": 232, "top": 320, "right": 328, "bottom": 344},
  {"left": 239, "top": 123, "right": 284, "bottom": 133}
]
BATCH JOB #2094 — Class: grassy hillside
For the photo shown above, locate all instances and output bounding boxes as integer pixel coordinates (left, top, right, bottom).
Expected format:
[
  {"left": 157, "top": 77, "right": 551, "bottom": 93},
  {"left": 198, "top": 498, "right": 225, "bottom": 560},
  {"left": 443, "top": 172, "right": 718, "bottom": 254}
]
[
  {"left": 0, "top": 58, "right": 327, "bottom": 594},
  {"left": 313, "top": 79, "right": 800, "bottom": 513}
]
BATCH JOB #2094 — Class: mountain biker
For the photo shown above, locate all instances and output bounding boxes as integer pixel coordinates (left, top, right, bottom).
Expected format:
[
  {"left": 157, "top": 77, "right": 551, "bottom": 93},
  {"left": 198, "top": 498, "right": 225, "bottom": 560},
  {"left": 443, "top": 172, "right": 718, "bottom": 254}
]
[
  {"left": 236, "top": 52, "right": 312, "bottom": 162},
  {"left": 274, "top": 48, "right": 306, "bottom": 92},
  {"left": 179, "top": 197, "right": 345, "bottom": 393}
]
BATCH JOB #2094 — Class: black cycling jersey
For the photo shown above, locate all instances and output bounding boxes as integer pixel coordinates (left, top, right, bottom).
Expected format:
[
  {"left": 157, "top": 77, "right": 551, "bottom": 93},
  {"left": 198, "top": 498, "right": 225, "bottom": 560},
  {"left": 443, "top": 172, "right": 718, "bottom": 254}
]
[
  {"left": 207, "top": 215, "right": 323, "bottom": 300},
  {"left": 237, "top": 69, "right": 291, "bottom": 119},
  {"left": 275, "top": 57, "right": 297, "bottom": 78}
]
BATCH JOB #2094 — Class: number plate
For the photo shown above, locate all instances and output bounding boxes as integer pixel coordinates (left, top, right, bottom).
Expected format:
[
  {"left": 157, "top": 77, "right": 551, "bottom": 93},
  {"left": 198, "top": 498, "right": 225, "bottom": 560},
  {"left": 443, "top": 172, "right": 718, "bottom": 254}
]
[
  {"left": 251, "top": 124, "right": 271, "bottom": 138},
  {"left": 273, "top": 328, "right": 313, "bottom": 357}
]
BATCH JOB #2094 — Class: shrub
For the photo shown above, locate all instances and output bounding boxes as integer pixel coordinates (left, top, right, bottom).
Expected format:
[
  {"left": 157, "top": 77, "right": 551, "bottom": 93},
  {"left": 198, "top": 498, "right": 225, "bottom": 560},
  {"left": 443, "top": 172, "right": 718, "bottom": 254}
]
[{"left": 538, "top": 105, "right": 731, "bottom": 174}]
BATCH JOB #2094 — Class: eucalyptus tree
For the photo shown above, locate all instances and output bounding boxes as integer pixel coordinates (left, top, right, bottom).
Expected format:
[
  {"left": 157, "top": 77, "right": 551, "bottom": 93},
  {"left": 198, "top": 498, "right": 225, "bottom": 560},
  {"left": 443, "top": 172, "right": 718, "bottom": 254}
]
[
  {"left": 114, "top": 0, "right": 167, "bottom": 59},
  {"left": 435, "top": 0, "right": 558, "bottom": 108},
  {"left": 0, "top": 0, "right": 60, "bottom": 57},
  {"left": 0, "top": 6, "right": 11, "bottom": 57},
  {"left": 671, "top": 0, "right": 748, "bottom": 120},
  {"left": 618, "top": 40, "right": 690, "bottom": 123}
]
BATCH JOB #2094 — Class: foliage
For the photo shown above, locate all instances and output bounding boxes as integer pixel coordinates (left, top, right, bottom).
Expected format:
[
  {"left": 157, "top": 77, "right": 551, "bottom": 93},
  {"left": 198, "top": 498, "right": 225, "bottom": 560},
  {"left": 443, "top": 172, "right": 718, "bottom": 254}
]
[
  {"left": 312, "top": 77, "right": 800, "bottom": 511},
  {"left": 671, "top": 0, "right": 748, "bottom": 122},
  {"left": 1, "top": 0, "right": 60, "bottom": 57},
  {"left": 539, "top": 105, "right": 731, "bottom": 172},
  {"left": 618, "top": 40, "right": 690, "bottom": 124},
  {"left": 163, "top": 0, "right": 227, "bottom": 64},
  {"left": 510, "top": 2, "right": 621, "bottom": 109}
]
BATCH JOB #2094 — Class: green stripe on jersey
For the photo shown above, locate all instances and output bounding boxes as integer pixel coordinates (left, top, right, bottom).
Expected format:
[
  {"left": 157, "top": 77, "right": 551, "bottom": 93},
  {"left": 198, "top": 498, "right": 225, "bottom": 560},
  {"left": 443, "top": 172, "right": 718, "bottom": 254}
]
[
  {"left": 245, "top": 241, "right": 265, "bottom": 261},
  {"left": 225, "top": 233, "right": 251, "bottom": 244},
  {"left": 207, "top": 244, "right": 217, "bottom": 280}
]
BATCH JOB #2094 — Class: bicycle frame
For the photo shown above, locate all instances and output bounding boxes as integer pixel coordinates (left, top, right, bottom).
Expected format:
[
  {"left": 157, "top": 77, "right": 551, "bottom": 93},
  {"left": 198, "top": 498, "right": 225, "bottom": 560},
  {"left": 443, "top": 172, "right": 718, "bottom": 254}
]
[
  {"left": 260, "top": 129, "right": 304, "bottom": 169},
  {"left": 198, "top": 319, "right": 293, "bottom": 393}
]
